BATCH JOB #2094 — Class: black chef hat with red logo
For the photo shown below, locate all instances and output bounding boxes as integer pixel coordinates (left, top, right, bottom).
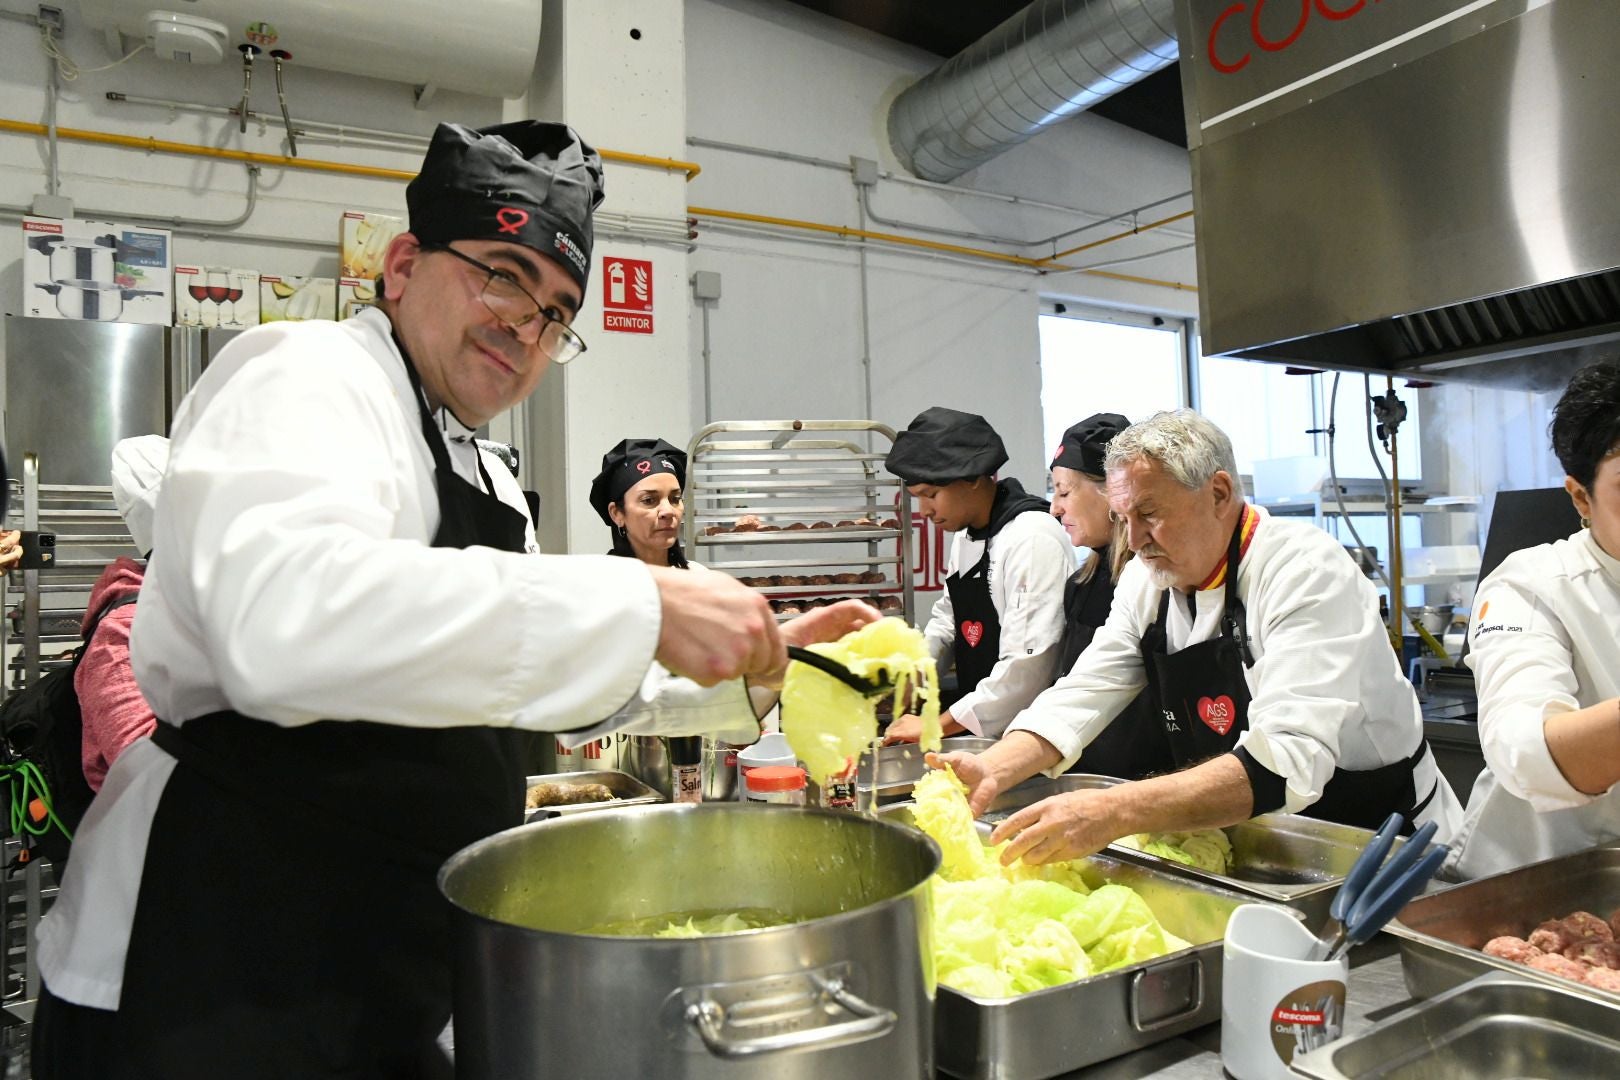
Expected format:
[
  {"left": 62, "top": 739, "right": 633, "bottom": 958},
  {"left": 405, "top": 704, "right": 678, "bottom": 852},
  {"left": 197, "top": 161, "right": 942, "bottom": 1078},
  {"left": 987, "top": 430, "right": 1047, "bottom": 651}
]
[
  {"left": 1050, "top": 412, "right": 1130, "bottom": 477},
  {"left": 589, "top": 438, "right": 687, "bottom": 527},
  {"left": 406, "top": 121, "right": 605, "bottom": 291},
  {"left": 885, "top": 406, "right": 1009, "bottom": 485}
]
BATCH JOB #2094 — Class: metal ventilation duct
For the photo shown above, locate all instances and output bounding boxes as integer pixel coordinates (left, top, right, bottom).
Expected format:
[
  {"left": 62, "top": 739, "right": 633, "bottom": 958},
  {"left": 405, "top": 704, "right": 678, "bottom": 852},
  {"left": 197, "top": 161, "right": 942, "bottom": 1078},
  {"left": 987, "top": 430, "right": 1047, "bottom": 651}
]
[{"left": 887, "top": 0, "right": 1178, "bottom": 183}]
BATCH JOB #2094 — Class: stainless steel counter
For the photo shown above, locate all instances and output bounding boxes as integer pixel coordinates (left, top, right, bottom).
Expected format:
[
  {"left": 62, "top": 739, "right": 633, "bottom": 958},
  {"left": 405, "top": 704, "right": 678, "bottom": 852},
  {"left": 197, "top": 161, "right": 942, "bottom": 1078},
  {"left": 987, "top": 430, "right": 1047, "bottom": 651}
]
[{"left": 1013, "top": 938, "right": 1413, "bottom": 1080}]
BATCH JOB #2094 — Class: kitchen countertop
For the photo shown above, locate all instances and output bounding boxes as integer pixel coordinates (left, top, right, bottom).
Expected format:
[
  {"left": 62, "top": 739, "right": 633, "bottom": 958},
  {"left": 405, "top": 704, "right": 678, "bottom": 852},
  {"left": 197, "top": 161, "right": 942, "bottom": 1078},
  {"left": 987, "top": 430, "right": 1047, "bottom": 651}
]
[{"left": 1003, "top": 937, "right": 1413, "bottom": 1080}]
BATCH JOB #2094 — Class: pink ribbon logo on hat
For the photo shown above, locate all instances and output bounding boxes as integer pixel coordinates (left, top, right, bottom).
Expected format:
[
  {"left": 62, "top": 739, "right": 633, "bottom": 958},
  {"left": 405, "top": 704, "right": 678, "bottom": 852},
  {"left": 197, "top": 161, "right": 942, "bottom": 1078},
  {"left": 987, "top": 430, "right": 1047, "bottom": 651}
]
[
  {"left": 635, "top": 460, "right": 652, "bottom": 474},
  {"left": 496, "top": 207, "right": 530, "bottom": 234}
]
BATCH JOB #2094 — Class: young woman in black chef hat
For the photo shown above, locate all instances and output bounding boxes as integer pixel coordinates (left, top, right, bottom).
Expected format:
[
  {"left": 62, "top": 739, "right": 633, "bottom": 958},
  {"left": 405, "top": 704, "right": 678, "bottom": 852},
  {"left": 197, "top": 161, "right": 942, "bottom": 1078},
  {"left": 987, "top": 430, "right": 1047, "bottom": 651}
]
[{"left": 1043, "top": 413, "right": 1172, "bottom": 779}]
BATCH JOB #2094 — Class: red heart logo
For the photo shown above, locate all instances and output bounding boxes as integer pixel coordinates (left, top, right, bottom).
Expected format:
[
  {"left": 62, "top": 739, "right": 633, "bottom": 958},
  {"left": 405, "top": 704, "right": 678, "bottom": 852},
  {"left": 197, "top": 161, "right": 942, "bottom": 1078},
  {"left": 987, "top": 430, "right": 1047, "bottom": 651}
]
[
  {"left": 1197, "top": 695, "right": 1237, "bottom": 736},
  {"left": 961, "top": 620, "right": 984, "bottom": 647}
]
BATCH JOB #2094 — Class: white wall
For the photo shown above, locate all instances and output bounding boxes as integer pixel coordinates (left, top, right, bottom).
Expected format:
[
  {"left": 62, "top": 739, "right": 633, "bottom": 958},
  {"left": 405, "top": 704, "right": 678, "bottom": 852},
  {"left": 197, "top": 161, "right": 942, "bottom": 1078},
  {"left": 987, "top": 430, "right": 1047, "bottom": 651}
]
[{"left": 683, "top": 0, "right": 1200, "bottom": 489}]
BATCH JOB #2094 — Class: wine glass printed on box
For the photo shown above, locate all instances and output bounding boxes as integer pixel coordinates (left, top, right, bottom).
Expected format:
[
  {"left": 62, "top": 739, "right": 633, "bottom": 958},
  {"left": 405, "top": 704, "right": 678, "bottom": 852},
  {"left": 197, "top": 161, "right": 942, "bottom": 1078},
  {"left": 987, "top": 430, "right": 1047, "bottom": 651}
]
[
  {"left": 181, "top": 275, "right": 207, "bottom": 326},
  {"left": 206, "top": 268, "right": 231, "bottom": 328}
]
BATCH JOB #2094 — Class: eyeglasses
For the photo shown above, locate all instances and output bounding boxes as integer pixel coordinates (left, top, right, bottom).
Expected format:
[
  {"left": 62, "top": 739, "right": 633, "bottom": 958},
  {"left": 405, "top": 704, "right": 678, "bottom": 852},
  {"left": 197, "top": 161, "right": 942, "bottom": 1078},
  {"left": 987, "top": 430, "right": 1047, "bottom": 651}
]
[{"left": 428, "top": 244, "right": 587, "bottom": 365}]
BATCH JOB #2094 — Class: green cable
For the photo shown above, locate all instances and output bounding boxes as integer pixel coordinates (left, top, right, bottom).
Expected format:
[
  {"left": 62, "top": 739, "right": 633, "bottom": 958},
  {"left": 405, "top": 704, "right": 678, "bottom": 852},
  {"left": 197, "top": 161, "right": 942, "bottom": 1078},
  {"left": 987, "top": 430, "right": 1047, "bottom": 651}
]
[{"left": 0, "top": 761, "right": 72, "bottom": 842}]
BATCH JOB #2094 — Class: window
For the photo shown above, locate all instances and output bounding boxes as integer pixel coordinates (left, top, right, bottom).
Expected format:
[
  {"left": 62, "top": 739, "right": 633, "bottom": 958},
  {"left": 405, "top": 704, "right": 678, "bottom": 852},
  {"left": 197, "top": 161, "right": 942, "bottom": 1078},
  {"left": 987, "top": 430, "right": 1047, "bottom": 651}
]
[
  {"left": 1039, "top": 312, "right": 1185, "bottom": 466},
  {"left": 1196, "top": 354, "right": 1317, "bottom": 476}
]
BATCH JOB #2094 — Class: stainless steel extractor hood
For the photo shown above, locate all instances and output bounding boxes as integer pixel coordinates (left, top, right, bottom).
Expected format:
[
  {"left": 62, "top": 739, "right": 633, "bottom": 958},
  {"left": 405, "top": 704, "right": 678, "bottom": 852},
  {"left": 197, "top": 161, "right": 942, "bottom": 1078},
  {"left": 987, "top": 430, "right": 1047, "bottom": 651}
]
[{"left": 1176, "top": 0, "right": 1620, "bottom": 391}]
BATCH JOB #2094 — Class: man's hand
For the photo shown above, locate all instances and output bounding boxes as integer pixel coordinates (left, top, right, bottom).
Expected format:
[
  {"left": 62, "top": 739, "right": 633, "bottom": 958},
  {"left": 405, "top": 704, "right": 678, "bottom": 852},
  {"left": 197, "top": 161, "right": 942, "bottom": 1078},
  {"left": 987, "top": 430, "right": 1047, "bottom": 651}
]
[
  {"left": 926, "top": 750, "right": 1002, "bottom": 818},
  {"left": 0, "top": 531, "right": 21, "bottom": 573},
  {"left": 650, "top": 566, "right": 783, "bottom": 686},
  {"left": 988, "top": 789, "right": 1122, "bottom": 866},
  {"left": 754, "top": 599, "right": 880, "bottom": 689},
  {"left": 884, "top": 713, "right": 925, "bottom": 745}
]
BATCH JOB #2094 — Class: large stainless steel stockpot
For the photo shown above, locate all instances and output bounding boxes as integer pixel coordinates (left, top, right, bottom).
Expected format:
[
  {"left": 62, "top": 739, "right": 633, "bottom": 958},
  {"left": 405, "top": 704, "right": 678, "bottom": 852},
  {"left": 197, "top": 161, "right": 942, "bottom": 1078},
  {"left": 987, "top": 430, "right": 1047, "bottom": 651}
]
[
  {"left": 439, "top": 802, "right": 939, "bottom": 1079},
  {"left": 28, "top": 233, "right": 117, "bottom": 283}
]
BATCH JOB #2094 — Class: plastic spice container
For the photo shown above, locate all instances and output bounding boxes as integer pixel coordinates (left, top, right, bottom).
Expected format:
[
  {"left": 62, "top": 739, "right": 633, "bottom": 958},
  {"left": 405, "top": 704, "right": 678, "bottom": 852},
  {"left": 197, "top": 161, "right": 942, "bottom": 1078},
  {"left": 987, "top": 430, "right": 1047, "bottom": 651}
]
[{"left": 743, "top": 765, "right": 807, "bottom": 806}]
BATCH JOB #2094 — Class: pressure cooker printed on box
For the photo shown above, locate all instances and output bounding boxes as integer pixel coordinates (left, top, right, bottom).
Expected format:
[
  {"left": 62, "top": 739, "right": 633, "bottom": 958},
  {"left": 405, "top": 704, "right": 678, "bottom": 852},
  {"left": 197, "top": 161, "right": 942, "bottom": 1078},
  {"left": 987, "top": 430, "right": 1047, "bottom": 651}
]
[{"left": 21, "top": 216, "right": 173, "bottom": 325}]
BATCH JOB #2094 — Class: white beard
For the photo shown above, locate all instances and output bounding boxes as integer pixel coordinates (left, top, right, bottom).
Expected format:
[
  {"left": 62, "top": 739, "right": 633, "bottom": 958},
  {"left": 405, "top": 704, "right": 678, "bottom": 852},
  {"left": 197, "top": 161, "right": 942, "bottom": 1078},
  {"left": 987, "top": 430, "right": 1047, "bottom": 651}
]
[{"left": 1145, "top": 564, "right": 1179, "bottom": 590}]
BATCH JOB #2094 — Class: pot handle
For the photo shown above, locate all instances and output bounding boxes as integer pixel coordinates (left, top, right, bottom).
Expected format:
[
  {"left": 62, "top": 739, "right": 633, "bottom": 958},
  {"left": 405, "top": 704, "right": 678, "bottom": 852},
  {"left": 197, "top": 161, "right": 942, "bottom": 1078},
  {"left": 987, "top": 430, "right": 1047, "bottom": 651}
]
[
  {"left": 1127, "top": 953, "right": 1205, "bottom": 1033},
  {"left": 684, "top": 975, "right": 896, "bottom": 1059}
]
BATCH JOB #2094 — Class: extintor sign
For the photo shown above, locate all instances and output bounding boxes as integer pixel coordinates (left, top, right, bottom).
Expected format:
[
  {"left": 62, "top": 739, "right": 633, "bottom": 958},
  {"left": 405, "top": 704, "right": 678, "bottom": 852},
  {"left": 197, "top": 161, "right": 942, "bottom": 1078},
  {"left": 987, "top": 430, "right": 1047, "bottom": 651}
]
[{"left": 602, "top": 256, "right": 653, "bottom": 334}]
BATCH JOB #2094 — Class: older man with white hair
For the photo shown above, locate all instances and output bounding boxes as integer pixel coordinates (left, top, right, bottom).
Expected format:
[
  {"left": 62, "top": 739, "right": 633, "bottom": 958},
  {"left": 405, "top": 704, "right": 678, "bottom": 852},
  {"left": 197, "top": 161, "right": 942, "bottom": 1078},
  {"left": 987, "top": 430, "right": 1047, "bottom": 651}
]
[{"left": 936, "top": 409, "right": 1462, "bottom": 865}]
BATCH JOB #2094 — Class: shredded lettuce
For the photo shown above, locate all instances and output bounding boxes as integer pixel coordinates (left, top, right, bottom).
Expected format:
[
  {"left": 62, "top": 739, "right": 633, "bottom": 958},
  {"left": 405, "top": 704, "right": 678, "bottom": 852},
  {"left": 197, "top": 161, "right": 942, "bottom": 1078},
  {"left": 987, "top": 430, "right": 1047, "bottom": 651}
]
[
  {"left": 913, "top": 765, "right": 1192, "bottom": 998},
  {"left": 781, "top": 617, "right": 940, "bottom": 783},
  {"left": 1114, "top": 829, "right": 1234, "bottom": 874}
]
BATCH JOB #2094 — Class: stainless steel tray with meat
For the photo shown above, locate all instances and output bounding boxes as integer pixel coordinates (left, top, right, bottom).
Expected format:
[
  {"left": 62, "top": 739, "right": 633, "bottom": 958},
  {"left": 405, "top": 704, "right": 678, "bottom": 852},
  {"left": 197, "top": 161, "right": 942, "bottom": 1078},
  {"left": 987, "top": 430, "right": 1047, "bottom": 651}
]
[
  {"left": 877, "top": 802, "right": 1261, "bottom": 1080},
  {"left": 522, "top": 769, "right": 663, "bottom": 821},
  {"left": 1386, "top": 843, "right": 1620, "bottom": 1003},
  {"left": 1291, "top": 970, "right": 1620, "bottom": 1079},
  {"left": 857, "top": 736, "right": 997, "bottom": 803},
  {"left": 981, "top": 774, "right": 1392, "bottom": 931}
]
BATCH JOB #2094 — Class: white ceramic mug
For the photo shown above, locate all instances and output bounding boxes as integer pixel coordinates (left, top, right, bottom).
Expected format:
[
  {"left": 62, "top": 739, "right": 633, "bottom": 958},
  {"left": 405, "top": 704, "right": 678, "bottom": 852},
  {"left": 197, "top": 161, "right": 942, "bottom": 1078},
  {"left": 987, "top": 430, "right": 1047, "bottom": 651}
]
[{"left": 1221, "top": 903, "right": 1348, "bottom": 1080}]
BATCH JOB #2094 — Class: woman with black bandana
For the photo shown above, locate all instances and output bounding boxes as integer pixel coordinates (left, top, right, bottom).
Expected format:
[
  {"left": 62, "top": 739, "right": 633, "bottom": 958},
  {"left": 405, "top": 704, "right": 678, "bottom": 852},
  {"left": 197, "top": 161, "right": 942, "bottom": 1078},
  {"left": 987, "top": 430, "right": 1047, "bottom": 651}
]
[{"left": 1046, "top": 413, "right": 1173, "bottom": 779}]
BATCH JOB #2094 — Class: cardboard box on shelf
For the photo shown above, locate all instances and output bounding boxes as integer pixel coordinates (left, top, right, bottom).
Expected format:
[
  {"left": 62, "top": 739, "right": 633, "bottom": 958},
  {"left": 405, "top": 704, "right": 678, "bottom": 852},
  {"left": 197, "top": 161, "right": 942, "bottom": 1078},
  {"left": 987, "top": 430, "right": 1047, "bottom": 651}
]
[
  {"left": 22, "top": 216, "right": 174, "bottom": 325},
  {"left": 339, "top": 211, "right": 403, "bottom": 281},
  {"left": 337, "top": 277, "right": 379, "bottom": 320},
  {"left": 260, "top": 275, "right": 336, "bottom": 322},
  {"left": 175, "top": 265, "right": 261, "bottom": 329}
]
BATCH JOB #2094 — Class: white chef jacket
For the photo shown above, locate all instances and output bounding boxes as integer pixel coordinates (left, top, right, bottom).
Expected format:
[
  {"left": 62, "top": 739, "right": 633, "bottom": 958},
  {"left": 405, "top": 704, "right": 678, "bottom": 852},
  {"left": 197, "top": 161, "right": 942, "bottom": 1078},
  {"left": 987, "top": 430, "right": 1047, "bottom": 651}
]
[
  {"left": 922, "top": 509, "right": 1072, "bottom": 738},
  {"left": 39, "top": 308, "right": 757, "bottom": 1010},
  {"left": 1008, "top": 507, "right": 1462, "bottom": 835},
  {"left": 1449, "top": 529, "right": 1620, "bottom": 879}
]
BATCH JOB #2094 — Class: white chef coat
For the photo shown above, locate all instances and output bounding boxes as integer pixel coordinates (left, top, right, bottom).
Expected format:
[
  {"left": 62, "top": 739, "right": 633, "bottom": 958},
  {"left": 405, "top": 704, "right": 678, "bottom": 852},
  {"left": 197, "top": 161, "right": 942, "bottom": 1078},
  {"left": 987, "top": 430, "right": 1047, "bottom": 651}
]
[
  {"left": 922, "top": 509, "right": 1072, "bottom": 738},
  {"left": 1009, "top": 507, "right": 1462, "bottom": 835},
  {"left": 39, "top": 308, "right": 757, "bottom": 1010},
  {"left": 1449, "top": 528, "right": 1620, "bottom": 879}
]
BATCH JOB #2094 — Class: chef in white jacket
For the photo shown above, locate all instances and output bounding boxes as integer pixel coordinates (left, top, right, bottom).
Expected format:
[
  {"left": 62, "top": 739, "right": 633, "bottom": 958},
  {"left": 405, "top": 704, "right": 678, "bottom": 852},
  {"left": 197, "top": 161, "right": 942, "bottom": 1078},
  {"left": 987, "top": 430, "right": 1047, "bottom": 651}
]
[
  {"left": 935, "top": 409, "right": 1461, "bottom": 864},
  {"left": 1450, "top": 358, "right": 1620, "bottom": 879},
  {"left": 881, "top": 407, "right": 1073, "bottom": 743},
  {"left": 31, "top": 121, "right": 867, "bottom": 1080}
]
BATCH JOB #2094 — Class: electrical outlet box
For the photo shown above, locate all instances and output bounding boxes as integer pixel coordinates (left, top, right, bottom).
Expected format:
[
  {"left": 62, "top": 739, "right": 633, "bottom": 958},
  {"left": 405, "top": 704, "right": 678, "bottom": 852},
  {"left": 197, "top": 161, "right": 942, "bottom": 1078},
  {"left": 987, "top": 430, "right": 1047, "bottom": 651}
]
[
  {"left": 850, "top": 156, "right": 879, "bottom": 187},
  {"left": 36, "top": 6, "right": 64, "bottom": 35},
  {"left": 691, "top": 271, "right": 722, "bottom": 302}
]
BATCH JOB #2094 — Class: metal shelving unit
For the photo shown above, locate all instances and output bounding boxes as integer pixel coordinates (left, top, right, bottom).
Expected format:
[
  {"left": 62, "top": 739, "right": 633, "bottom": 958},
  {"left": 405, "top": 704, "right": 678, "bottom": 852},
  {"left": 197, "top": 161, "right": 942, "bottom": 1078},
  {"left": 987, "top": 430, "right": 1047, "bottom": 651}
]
[
  {"left": 0, "top": 454, "right": 136, "bottom": 1031},
  {"left": 682, "top": 421, "right": 916, "bottom": 624}
]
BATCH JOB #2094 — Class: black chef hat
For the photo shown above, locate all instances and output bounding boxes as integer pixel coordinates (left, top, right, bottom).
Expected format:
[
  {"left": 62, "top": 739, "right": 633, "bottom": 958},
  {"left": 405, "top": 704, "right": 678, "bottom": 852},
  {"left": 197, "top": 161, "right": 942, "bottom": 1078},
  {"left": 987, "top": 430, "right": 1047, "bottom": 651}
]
[
  {"left": 589, "top": 438, "right": 687, "bottom": 526},
  {"left": 885, "top": 406, "right": 1008, "bottom": 485},
  {"left": 406, "top": 121, "right": 605, "bottom": 291},
  {"left": 1050, "top": 412, "right": 1130, "bottom": 477}
]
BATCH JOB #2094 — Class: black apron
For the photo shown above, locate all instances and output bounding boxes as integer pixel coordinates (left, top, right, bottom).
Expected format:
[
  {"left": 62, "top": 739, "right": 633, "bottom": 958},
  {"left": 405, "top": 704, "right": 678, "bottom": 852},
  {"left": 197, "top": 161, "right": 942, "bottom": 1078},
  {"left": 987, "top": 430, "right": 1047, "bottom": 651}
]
[
  {"left": 110, "top": 348, "right": 531, "bottom": 1078},
  {"left": 945, "top": 479, "right": 1051, "bottom": 697},
  {"left": 1057, "top": 555, "right": 1172, "bottom": 780},
  {"left": 1139, "top": 511, "right": 1434, "bottom": 831}
]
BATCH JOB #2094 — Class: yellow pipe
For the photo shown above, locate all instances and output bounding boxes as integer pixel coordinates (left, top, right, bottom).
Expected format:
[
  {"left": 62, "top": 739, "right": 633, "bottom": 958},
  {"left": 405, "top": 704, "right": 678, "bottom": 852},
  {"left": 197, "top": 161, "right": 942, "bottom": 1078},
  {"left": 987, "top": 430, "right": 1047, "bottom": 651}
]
[
  {"left": 3, "top": 117, "right": 1192, "bottom": 290},
  {"left": 0, "top": 118, "right": 701, "bottom": 182},
  {"left": 1050, "top": 209, "right": 1196, "bottom": 260}
]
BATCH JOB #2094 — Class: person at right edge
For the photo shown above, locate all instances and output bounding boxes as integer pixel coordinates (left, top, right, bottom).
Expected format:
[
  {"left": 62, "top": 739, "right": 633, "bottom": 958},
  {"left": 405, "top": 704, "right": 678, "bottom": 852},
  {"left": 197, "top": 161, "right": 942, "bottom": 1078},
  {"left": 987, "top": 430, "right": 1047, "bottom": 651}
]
[
  {"left": 882, "top": 406, "right": 1073, "bottom": 744},
  {"left": 30, "top": 121, "right": 866, "bottom": 1079},
  {"left": 1448, "top": 358, "right": 1620, "bottom": 879},
  {"left": 934, "top": 409, "right": 1462, "bottom": 865}
]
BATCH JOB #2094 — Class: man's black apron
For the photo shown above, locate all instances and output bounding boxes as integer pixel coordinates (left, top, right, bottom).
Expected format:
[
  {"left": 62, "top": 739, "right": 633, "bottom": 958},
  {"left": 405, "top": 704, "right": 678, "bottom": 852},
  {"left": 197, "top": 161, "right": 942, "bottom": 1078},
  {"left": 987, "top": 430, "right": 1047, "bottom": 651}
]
[
  {"left": 111, "top": 349, "right": 530, "bottom": 1078},
  {"left": 1139, "top": 511, "right": 1436, "bottom": 831},
  {"left": 944, "top": 480, "right": 1050, "bottom": 699},
  {"left": 1056, "top": 554, "right": 1172, "bottom": 780}
]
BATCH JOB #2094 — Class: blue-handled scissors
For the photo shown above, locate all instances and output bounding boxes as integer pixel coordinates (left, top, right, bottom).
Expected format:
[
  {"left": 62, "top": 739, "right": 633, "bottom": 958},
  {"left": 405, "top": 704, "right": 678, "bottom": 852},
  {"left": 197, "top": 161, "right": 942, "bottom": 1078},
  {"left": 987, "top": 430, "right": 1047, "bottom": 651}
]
[{"left": 1315, "top": 812, "right": 1447, "bottom": 960}]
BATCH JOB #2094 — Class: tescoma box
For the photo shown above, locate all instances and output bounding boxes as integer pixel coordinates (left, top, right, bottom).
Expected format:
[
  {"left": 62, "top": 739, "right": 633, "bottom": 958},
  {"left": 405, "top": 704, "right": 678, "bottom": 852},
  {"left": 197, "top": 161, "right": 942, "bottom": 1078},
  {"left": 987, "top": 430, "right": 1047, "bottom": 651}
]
[
  {"left": 22, "top": 216, "right": 173, "bottom": 325},
  {"left": 175, "top": 265, "right": 261, "bottom": 329},
  {"left": 339, "top": 210, "right": 403, "bottom": 281},
  {"left": 337, "top": 277, "right": 379, "bottom": 320},
  {"left": 260, "top": 275, "right": 337, "bottom": 322}
]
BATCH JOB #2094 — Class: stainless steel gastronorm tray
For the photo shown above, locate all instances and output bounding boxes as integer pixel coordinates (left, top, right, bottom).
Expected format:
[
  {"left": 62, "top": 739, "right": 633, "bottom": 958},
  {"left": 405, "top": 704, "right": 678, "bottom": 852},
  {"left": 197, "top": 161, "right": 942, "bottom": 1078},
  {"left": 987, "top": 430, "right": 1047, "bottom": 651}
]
[
  {"left": 858, "top": 736, "right": 998, "bottom": 801},
  {"left": 1291, "top": 971, "right": 1620, "bottom": 1079},
  {"left": 1387, "top": 843, "right": 1620, "bottom": 1004},
  {"left": 522, "top": 769, "right": 663, "bottom": 822},
  {"left": 878, "top": 803, "right": 1265, "bottom": 1080},
  {"left": 982, "top": 774, "right": 1391, "bottom": 931}
]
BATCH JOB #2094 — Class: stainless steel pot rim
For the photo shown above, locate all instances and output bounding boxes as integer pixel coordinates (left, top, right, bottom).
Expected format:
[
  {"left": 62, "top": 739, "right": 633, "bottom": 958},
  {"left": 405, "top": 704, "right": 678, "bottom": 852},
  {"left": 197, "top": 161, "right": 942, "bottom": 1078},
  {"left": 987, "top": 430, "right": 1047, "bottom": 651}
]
[
  {"left": 438, "top": 802, "right": 942, "bottom": 941},
  {"left": 47, "top": 278, "right": 129, "bottom": 292}
]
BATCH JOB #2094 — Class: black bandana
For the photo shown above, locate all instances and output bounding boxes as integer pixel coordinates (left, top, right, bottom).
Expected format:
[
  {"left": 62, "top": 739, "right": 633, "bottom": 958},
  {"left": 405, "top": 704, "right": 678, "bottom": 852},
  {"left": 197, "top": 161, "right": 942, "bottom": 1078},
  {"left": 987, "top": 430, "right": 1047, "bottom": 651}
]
[
  {"left": 1050, "top": 412, "right": 1130, "bottom": 477},
  {"left": 885, "top": 406, "right": 1008, "bottom": 485},
  {"left": 406, "top": 121, "right": 605, "bottom": 291},
  {"left": 589, "top": 438, "right": 687, "bottom": 526}
]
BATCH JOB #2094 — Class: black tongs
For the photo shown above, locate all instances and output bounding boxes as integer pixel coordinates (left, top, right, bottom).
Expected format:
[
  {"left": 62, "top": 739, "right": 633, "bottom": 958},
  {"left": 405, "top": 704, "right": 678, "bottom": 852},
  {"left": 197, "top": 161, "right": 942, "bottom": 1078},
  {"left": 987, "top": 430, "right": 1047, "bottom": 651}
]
[{"left": 787, "top": 646, "right": 895, "bottom": 696}]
